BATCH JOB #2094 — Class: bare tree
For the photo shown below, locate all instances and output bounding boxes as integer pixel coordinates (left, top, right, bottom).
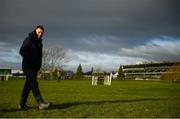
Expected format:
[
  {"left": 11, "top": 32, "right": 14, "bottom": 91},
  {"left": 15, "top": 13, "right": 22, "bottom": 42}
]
[{"left": 41, "top": 47, "right": 67, "bottom": 79}]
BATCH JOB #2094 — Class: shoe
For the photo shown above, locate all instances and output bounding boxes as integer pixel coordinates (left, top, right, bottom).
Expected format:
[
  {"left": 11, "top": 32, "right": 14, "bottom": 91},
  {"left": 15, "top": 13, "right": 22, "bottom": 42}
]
[
  {"left": 18, "top": 104, "right": 31, "bottom": 110},
  {"left": 38, "top": 101, "right": 50, "bottom": 110}
]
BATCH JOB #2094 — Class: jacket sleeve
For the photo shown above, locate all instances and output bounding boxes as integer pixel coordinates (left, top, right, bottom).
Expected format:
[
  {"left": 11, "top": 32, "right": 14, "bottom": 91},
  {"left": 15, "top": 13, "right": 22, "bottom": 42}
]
[{"left": 19, "top": 37, "right": 31, "bottom": 59}]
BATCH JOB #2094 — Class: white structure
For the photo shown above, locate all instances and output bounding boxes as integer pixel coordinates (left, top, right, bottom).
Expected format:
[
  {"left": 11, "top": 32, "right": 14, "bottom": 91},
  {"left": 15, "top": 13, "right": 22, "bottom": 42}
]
[
  {"left": 92, "top": 74, "right": 98, "bottom": 85},
  {"left": 104, "top": 73, "right": 112, "bottom": 85},
  {"left": 112, "top": 72, "right": 118, "bottom": 79},
  {"left": 92, "top": 72, "right": 112, "bottom": 86},
  {"left": 12, "top": 69, "right": 23, "bottom": 74}
]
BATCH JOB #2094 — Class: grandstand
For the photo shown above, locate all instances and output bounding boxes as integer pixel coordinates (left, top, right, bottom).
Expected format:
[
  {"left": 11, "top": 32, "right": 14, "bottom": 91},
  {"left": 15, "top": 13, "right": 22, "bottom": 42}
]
[{"left": 122, "top": 62, "right": 180, "bottom": 80}]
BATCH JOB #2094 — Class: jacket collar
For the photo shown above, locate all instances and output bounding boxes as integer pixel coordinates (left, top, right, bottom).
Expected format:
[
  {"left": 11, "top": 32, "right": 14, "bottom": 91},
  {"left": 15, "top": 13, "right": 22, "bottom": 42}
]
[{"left": 28, "top": 31, "right": 42, "bottom": 42}]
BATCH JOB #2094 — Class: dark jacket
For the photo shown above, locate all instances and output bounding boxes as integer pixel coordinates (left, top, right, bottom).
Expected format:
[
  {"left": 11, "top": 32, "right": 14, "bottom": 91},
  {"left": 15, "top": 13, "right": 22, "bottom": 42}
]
[{"left": 19, "top": 31, "right": 43, "bottom": 70}]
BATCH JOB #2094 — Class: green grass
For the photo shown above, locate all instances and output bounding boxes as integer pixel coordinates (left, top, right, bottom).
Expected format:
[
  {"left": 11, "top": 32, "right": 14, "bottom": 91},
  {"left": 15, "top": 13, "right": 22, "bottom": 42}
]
[{"left": 0, "top": 79, "right": 180, "bottom": 118}]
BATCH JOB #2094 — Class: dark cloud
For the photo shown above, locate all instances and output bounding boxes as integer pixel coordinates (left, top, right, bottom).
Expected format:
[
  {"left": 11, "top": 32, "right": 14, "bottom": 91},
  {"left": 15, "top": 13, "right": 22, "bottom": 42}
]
[
  {"left": 119, "top": 37, "right": 180, "bottom": 62},
  {"left": 0, "top": 0, "right": 180, "bottom": 70}
]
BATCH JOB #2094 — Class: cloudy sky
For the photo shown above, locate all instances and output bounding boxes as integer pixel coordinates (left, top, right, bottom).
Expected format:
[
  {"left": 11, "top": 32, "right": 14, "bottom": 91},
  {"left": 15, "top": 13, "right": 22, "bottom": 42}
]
[{"left": 0, "top": 0, "right": 180, "bottom": 71}]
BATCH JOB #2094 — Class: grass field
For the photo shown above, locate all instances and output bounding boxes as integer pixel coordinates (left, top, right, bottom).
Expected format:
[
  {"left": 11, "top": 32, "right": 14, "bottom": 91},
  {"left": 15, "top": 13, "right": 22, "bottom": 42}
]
[{"left": 0, "top": 79, "right": 180, "bottom": 118}]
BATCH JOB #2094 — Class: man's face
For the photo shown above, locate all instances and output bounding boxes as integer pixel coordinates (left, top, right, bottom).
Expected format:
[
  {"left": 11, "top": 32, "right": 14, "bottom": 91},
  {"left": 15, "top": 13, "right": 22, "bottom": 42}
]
[{"left": 35, "top": 28, "right": 44, "bottom": 39}]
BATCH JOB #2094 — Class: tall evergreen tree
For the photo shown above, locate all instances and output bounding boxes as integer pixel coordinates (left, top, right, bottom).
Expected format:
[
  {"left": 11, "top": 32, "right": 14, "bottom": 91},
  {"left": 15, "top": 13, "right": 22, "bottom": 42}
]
[
  {"left": 75, "top": 64, "right": 83, "bottom": 79},
  {"left": 90, "top": 67, "right": 93, "bottom": 74},
  {"left": 117, "top": 65, "right": 125, "bottom": 80}
]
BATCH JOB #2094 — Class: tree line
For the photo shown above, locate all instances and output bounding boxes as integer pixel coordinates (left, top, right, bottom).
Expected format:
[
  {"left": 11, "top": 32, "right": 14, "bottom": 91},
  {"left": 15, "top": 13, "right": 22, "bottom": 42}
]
[{"left": 40, "top": 47, "right": 180, "bottom": 82}]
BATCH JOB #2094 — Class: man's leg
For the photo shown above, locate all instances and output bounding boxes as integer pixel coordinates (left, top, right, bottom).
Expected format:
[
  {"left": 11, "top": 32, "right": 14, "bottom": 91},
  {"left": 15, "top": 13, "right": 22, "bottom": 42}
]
[
  {"left": 29, "top": 69, "right": 50, "bottom": 109},
  {"left": 19, "top": 71, "right": 31, "bottom": 106},
  {"left": 27, "top": 69, "right": 43, "bottom": 103},
  {"left": 20, "top": 69, "right": 49, "bottom": 109}
]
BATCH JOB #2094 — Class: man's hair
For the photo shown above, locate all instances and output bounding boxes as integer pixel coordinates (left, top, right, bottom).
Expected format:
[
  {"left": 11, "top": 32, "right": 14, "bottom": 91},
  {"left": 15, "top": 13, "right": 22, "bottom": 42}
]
[{"left": 36, "top": 25, "right": 44, "bottom": 31}]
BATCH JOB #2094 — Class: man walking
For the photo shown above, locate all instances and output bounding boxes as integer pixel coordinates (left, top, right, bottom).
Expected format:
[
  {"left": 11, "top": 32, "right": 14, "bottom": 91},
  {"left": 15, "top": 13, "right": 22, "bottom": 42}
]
[{"left": 19, "top": 25, "right": 50, "bottom": 110}]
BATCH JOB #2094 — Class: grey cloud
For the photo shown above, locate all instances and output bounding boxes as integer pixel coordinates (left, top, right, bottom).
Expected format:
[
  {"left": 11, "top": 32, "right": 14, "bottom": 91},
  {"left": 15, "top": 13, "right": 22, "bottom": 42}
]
[
  {"left": 119, "top": 38, "right": 180, "bottom": 62},
  {"left": 0, "top": 0, "right": 180, "bottom": 70},
  {"left": 0, "top": 43, "right": 21, "bottom": 63}
]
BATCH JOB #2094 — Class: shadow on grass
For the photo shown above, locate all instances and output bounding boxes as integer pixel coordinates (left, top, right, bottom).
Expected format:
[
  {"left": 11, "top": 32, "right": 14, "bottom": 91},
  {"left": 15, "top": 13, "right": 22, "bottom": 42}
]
[
  {"left": 48, "top": 98, "right": 171, "bottom": 110},
  {"left": 0, "top": 106, "right": 34, "bottom": 113},
  {"left": 0, "top": 98, "right": 178, "bottom": 113}
]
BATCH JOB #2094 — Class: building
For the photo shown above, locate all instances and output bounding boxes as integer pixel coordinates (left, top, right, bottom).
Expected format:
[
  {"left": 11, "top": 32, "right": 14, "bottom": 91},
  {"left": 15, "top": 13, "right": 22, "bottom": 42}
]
[{"left": 122, "top": 62, "right": 180, "bottom": 80}]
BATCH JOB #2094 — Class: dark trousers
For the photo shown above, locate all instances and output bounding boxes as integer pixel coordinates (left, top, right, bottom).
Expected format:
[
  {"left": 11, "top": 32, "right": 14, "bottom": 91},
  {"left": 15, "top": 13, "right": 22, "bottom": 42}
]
[{"left": 20, "top": 69, "right": 43, "bottom": 105}]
